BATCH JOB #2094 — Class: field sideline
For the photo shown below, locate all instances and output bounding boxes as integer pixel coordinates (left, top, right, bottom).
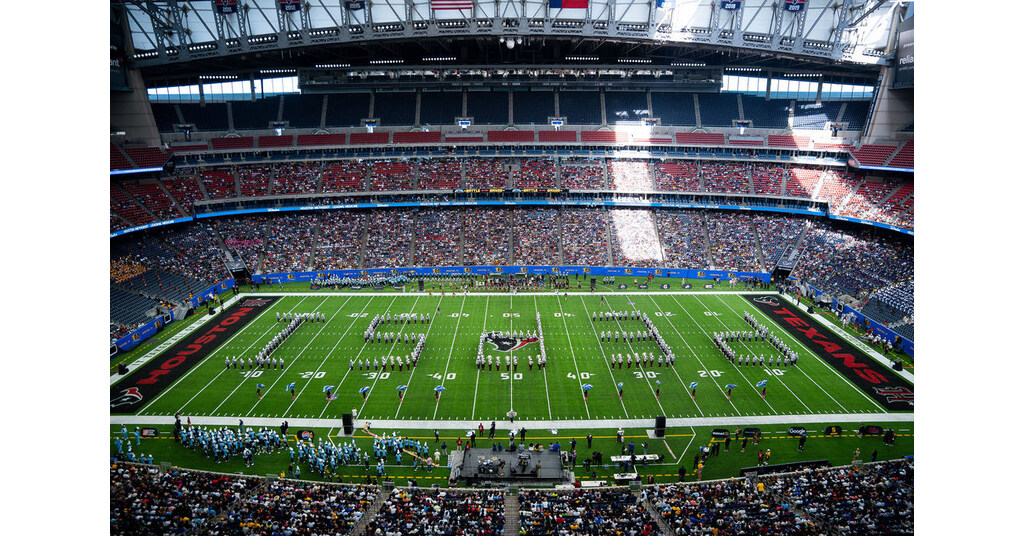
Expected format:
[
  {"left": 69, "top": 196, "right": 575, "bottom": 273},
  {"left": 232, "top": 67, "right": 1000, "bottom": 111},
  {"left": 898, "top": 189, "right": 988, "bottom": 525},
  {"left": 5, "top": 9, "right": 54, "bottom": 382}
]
[{"left": 111, "top": 290, "right": 913, "bottom": 429}]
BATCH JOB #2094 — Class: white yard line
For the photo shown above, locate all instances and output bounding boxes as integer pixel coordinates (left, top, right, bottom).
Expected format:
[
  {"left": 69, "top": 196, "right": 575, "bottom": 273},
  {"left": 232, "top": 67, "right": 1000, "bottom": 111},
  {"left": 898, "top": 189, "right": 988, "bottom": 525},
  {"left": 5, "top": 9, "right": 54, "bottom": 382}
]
[
  {"left": 392, "top": 296, "right": 444, "bottom": 418},
  {"left": 432, "top": 294, "right": 468, "bottom": 419},
  {"left": 469, "top": 296, "right": 489, "bottom": 420},
  {"left": 644, "top": 295, "right": 742, "bottom": 414},
  {"left": 535, "top": 295, "right": 553, "bottom": 420},
  {"left": 355, "top": 296, "right": 422, "bottom": 417},
  {"left": 555, "top": 296, "right": 596, "bottom": 418}
]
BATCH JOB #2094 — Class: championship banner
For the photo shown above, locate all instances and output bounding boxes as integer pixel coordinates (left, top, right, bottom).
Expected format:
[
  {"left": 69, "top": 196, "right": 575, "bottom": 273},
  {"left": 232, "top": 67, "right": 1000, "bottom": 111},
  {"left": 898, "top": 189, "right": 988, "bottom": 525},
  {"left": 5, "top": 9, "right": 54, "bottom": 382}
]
[
  {"left": 783, "top": 0, "right": 806, "bottom": 12},
  {"left": 345, "top": 0, "right": 366, "bottom": 9},
  {"left": 213, "top": 0, "right": 239, "bottom": 14},
  {"left": 279, "top": 0, "right": 301, "bottom": 12},
  {"left": 721, "top": 0, "right": 741, "bottom": 10}
]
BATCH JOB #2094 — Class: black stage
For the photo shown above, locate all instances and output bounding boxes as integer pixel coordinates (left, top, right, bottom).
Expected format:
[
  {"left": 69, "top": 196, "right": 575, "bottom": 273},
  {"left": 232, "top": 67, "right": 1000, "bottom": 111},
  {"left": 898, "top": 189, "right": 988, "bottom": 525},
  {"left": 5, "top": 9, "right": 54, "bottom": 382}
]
[{"left": 453, "top": 447, "right": 566, "bottom": 485}]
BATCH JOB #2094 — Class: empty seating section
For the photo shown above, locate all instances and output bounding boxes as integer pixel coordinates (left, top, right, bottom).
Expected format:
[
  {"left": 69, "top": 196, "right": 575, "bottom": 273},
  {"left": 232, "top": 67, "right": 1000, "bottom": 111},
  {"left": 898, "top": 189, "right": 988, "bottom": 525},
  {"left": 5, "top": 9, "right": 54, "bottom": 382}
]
[
  {"left": 753, "top": 214, "right": 804, "bottom": 266},
  {"left": 124, "top": 146, "right": 169, "bottom": 169},
  {"left": 313, "top": 211, "right": 363, "bottom": 270},
  {"left": 110, "top": 285, "right": 161, "bottom": 327},
  {"left": 270, "top": 163, "right": 321, "bottom": 195},
  {"left": 325, "top": 92, "right": 371, "bottom": 128},
  {"left": 363, "top": 209, "right": 414, "bottom": 268},
  {"left": 767, "top": 135, "right": 810, "bottom": 149},
  {"left": 463, "top": 208, "right": 511, "bottom": 265},
  {"left": 839, "top": 177, "right": 900, "bottom": 219},
  {"left": 465, "top": 159, "right": 508, "bottom": 189},
  {"left": 697, "top": 93, "right": 739, "bottom": 127},
  {"left": 488, "top": 130, "right": 535, "bottom": 143},
  {"left": 874, "top": 182, "right": 914, "bottom": 228},
  {"left": 561, "top": 208, "right": 608, "bottom": 265},
  {"left": 706, "top": 212, "right": 761, "bottom": 272},
  {"left": 120, "top": 268, "right": 210, "bottom": 305},
  {"left": 349, "top": 132, "right": 390, "bottom": 144},
  {"left": 466, "top": 90, "right": 509, "bottom": 125},
  {"left": 110, "top": 184, "right": 152, "bottom": 226},
  {"left": 369, "top": 160, "right": 415, "bottom": 191},
  {"left": 262, "top": 213, "right": 318, "bottom": 273},
  {"left": 513, "top": 208, "right": 560, "bottom": 264},
  {"left": 610, "top": 209, "right": 664, "bottom": 267},
  {"left": 150, "top": 102, "right": 181, "bottom": 132},
  {"left": 177, "top": 102, "right": 229, "bottom": 131},
  {"left": 367, "top": 488, "right": 504, "bottom": 536},
  {"left": 792, "top": 100, "right": 843, "bottom": 129},
  {"left": 512, "top": 159, "right": 556, "bottom": 188},
  {"left": 230, "top": 98, "right": 279, "bottom": 130},
  {"left": 282, "top": 94, "right": 324, "bottom": 128},
  {"left": 816, "top": 170, "right": 858, "bottom": 207},
  {"left": 559, "top": 91, "right": 602, "bottom": 125},
  {"left": 786, "top": 167, "right": 821, "bottom": 198},
  {"left": 257, "top": 135, "right": 294, "bottom": 148},
  {"left": 123, "top": 182, "right": 179, "bottom": 221},
  {"left": 793, "top": 221, "right": 913, "bottom": 301},
  {"left": 418, "top": 159, "right": 462, "bottom": 189},
  {"left": 513, "top": 91, "right": 555, "bottom": 124},
  {"left": 580, "top": 131, "right": 630, "bottom": 144},
  {"left": 157, "top": 225, "right": 229, "bottom": 283},
  {"left": 850, "top": 144, "right": 897, "bottom": 166},
  {"left": 703, "top": 162, "right": 750, "bottom": 194},
  {"left": 215, "top": 216, "right": 269, "bottom": 272},
  {"left": 199, "top": 169, "right": 236, "bottom": 199},
  {"left": 751, "top": 163, "right": 786, "bottom": 195},
  {"left": 297, "top": 133, "right": 346, "bottom": 147},
  {"left": 651, "top": 92, "right": 696, "bottom": 126},
  {"left": 211, "top": 136, "right": 255, "bottom": 150},
  {"left": 841, "top": 100, "right": 871, "bottom": 131},
  {"left": 609, "top": 160, "right": 654, "bottom": 191},
  {"left": 392, "top": 131, "right": 443, "bottom": 144},
  {"left": 237, "top": 166, "right": 271, "bottom": 197},
  {"left": 375, "top": 92, "right": 417, "bottom": 126},
  {"left": 321, "top": 161, "right": 367, "bottom": 192},
  {"left": 519, "top": 489, "right": 658, "bottom": 536},
  {"left": 418, "top": 90, "right": 463, "bottom": 126},
  {"left": 111, "top": 144, "right": 131, "bottom": 170},
  {"left": 888, "top": 139, "right": 914, "bottom": 168},
  {"left": 560, "top": 160, "right": 604, "bottom": 189},
  {"left": 657, "top": 210, "right": 708, "bottom": 269},
  {"left": 676, "top": 132, "right": 725, "bottom": 145},
  {"left": 604, "top": 91, "right": 649, "bottom": 122},
  {"left": 538, "top": 130, "right": 578, "bottom": 143},
  {"left": 655, "top": 161, "right": 700, "bottom": 192},
  {"left": 414, "top": 208, "right": 462, "bottom": 266},
  {"left": 741, "top": 95, "right": 789, "bottom": 129}
]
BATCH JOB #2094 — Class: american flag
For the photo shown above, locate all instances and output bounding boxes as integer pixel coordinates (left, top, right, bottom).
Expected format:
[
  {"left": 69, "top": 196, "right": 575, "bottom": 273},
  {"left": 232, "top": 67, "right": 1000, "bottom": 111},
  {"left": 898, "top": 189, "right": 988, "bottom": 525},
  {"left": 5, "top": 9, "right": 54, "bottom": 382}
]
[{"left": 431, "top": 0, "right": 474, "bottom": 9}]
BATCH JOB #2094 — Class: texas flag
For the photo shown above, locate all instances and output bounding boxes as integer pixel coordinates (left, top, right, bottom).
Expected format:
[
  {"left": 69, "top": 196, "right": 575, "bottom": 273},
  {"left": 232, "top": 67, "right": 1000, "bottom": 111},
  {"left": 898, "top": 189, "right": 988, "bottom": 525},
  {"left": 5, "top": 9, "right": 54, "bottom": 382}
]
[{"left": 550, "top": 0, "right": 589, "bottom": 8}]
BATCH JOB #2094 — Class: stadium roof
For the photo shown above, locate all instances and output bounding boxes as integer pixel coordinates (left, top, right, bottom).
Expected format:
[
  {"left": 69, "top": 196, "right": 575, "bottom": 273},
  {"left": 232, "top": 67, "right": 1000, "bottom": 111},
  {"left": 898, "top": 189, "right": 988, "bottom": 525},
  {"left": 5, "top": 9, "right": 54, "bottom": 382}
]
[{"left": 116, "top": 0, "right": 906, "bottom": 81}]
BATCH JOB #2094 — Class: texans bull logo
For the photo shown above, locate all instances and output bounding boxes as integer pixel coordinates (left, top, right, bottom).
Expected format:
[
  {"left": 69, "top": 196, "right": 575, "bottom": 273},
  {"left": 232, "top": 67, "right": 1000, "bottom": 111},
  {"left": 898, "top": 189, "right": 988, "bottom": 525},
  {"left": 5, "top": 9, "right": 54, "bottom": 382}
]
[
  {"left": 752, "top": 296, "right": 780, "bottom": 307},
  {"left": 485, "top": 333, "right": 538, "bottom": 352},
  {"left": 111, "top": 387, "right": 143, "bottom": 408},
  {"left": 874, "top": 386, "right": 914, "bottom": 405}
]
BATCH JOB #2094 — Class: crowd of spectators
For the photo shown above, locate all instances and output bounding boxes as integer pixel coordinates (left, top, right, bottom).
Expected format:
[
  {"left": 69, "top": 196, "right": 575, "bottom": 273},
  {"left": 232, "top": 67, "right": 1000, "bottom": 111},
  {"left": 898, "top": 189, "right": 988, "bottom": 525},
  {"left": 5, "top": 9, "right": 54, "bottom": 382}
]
[
  {"left": 519, "top": 489, "right": 660, "bottom": 536},
  {"left": 111, "top": 256, "right": 148, "bottom": 283},
  {"left": 463, "top": 208, "right": 512, "bottom": 265},
  {"left": 123, "top": 182, "right": 180, "bottom": 221},
  {"left": 838, "top": 177, "right": 899, "bottom": 219},
  {"left": 161, "top": 175, "right": 205, "bottom": 212},
  {"left": 513, "top": 159, "right": 557, "bottom": 188},
  {"left": 415, "top": 208, "right": 463, "bottom": 266},
  {"left": 215, "top": 216, "right": 270, "bottom": 272},
  {"left": 269, "top": 163, "right": 322, "bottom": 195},
  {"left": 761, "top": 459, "right": 914, "bottom": 535},
  {"left": 650, "top": 478, "right": 813, "bottom": 535},
  {"left": 610, "top": 209, "right": 664, "bottom": 267},
  {"left": 321, "top": 161, "right": 369, "bottom": 193},
  {"left": 313, "top": 211, "right": 364, "bottom": 270},
  {"left": 705, "top": 212, "right": 762, "bottom": 272},
  {"left": 752, "top": 214, "right": 805, "bottom": 267},
  {"left": 208, "top": 480, "right": 378, "bottom": 535},
  {"left": 110, "top": 463, "right": 264, "bottom": 535},
  {"left": 513, "top": 207, "right": 560, "bottom": 265},
  {"left": 703, "top": 162, "right": 751, "bottom": 194},
  {"left": 364, "top": 488, "right": 505, "bottom": 535},
  {"left": 261, "top": 213, "right": 318, "bottom": 273},
  {"left": 158, "top": 225, "right": 230, "bottom": 283},
  {"left": 656, "top": 210, "right": 709, "bottom": 269},
  {"left": 561, "top": 207, "right": 609, "bottom": 266},
  {"left": 654, "top": 161, "right": 700, "bottom": 192},
  {"left": 786, "top": 167, "right": 821, "bottom": 198},
  {"left": 815, "top": 170, "right": 858, "bottom": 209},
  {"left": 201, "top": 169, "right": 237, "bottom": 199},
  {"left": 610, "top": 160, "right": 654, "bottom": 192},
  {"left": 237, "top": 166, "right": 271, "bottom": 197},
  {"left": 560, "top": 160, "right": 605, "bottom": 189},
  {"left": 111, "top": 183, "right": 153, "bottom": 226},
  {"left": 418, "top": 159, "right": 462, "bottom": 189},
  {"left": 369, "top": 160, "right": 416, "bottom": 191},
  {"left": 751, "top": 164, "right": 787, "bottom": 196},
  {"left": 465, "top": 159, "right": 508, "bottom": 189},
  {"left": 363, "top": 209, "right": 414, "bottom": 268}
]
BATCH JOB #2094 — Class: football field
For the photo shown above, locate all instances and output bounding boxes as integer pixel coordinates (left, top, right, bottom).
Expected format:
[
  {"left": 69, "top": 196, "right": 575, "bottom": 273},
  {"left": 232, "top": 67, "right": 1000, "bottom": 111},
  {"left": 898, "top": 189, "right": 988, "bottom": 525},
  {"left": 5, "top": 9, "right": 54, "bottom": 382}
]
[{"left": 112, "top": 290, "right": 913, "bottom": 426}]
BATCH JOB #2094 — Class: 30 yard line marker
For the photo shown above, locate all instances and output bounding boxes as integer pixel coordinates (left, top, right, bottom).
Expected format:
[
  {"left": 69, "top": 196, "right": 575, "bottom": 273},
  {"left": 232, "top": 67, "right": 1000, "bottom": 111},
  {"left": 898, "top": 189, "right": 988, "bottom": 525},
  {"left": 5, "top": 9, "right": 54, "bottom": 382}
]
[
  {"left": 393, "top": 295, "right": 444, "bottom": 419},
  {"left": 353, "top": 296, "right": 421, "bottom": 417}
]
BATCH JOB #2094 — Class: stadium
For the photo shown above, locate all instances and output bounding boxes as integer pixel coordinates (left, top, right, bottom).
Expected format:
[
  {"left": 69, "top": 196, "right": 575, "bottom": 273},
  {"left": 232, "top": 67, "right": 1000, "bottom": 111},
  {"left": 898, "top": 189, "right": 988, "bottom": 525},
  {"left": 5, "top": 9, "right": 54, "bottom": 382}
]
[{"left": 107, "top": 0, "right": 918, "bottom": 533}]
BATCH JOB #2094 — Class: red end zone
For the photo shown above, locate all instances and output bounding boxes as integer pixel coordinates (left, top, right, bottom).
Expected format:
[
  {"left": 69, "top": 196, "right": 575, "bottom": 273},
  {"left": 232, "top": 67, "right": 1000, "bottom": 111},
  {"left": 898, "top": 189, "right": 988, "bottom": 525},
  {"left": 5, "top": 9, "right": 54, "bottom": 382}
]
[
  {"left": 745, "top": 295, "right": 913, "bottom": 411},
  {"left": 110, "top": 297, "right": 279, "bottom": 412}
]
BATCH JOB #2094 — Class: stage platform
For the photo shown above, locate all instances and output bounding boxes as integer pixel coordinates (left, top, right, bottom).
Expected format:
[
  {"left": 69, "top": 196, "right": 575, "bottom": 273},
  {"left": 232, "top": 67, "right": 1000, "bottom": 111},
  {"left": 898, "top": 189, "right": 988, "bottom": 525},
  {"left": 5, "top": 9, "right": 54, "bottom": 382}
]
[{"left": 452, "top": 447, "right": 567, "bottom": 486}]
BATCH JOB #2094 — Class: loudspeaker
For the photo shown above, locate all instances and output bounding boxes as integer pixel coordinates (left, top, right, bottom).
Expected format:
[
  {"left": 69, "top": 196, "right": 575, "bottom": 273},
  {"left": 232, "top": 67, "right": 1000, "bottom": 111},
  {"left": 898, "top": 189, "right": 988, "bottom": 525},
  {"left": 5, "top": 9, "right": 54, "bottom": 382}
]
[
  {"left": 654, "top": 416, "right": 666, "bottom": 438},
  {"left": 892, "top": 361, "right": 903, "bottom": 371},
  {"left": 342, "top": 413, "right": 354, "bottom": 435},
  {"left": 418, "top": 280, "right": 424, "bottom": 292}
]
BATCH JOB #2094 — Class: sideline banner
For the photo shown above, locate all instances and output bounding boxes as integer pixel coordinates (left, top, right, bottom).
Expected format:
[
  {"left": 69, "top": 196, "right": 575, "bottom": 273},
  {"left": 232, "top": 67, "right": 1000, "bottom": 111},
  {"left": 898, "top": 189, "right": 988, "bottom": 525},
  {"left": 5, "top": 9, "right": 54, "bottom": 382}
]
[
  {"left": 187, "top": 278, "right": 236, "bottom": 308},
  {"left": 115, "top": 314, "right": 171, "bottom": 353},
  {"left": 252, "top": 267, "right": 770, "bottom": 284}
]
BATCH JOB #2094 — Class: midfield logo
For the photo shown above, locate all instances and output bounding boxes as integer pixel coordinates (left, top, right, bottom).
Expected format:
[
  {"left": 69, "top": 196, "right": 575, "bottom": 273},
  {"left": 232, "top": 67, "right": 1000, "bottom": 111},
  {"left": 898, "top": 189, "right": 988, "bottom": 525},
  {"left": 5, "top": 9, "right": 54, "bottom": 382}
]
[
  {"left": 111, "top": 387, "right": 143, "bottom": 408},
  {"left": 485, "top": 333, "right": 539, "bottom": 352},
  {"left": 874, "top": 386, "right": 914, "bottom": 405}
]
